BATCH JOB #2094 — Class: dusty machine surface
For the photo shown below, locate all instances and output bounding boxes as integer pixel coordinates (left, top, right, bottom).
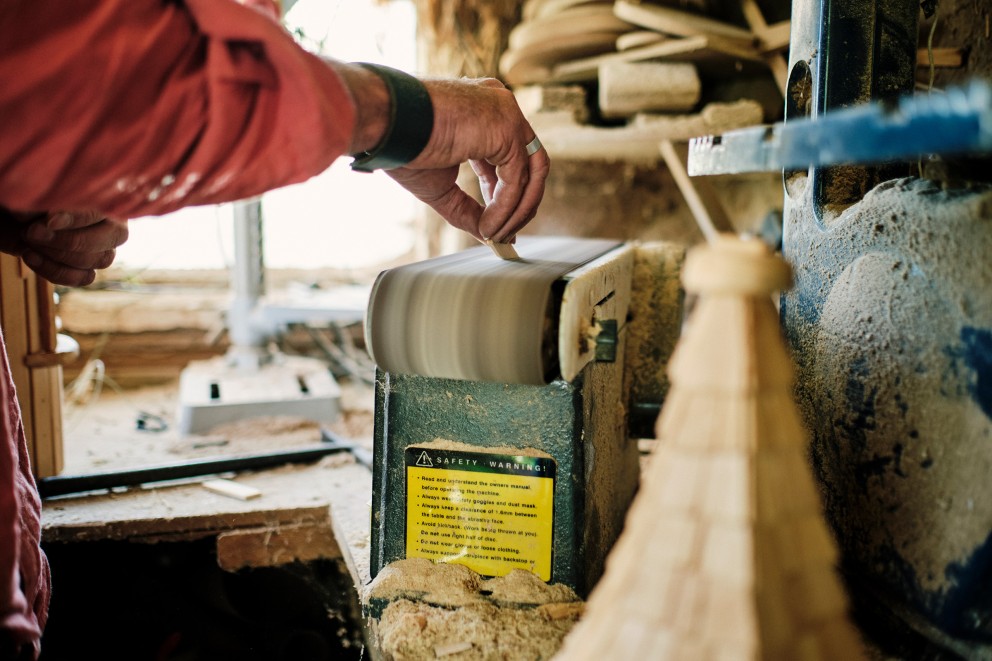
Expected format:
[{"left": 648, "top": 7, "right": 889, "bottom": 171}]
[
  {"left": 782, "top": 2, "right": 992, "bottom": 654},
  {"left": 686, "top": 0, "right": 992, "bottom": 655},
  {"left": 767, "top": 0, "right": 991, "bottom": 655},
  {"left": 364, "top": 236, "right": 683, "bottom": 597}
]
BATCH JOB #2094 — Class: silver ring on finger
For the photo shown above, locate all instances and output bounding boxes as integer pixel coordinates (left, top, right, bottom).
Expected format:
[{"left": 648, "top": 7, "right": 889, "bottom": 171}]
[{"left": 525, "top": 136, "right": 543, "bottom": 156}]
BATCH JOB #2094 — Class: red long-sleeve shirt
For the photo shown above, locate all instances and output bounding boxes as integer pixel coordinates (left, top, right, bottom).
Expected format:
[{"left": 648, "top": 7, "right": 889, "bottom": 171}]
[{"left": 0, "top": 1, "right": 358, "bottom": 656}]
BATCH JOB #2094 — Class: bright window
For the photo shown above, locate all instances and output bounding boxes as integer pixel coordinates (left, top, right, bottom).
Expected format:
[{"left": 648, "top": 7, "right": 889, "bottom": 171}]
[{"left": 114, "top": 0, "right": 419, "bottom": 272}]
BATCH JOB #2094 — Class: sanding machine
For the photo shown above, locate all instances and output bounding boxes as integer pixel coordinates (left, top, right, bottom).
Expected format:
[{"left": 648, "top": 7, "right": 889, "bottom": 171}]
[{"left": 364, "top": 236, "right": 683, "bottom": 596}]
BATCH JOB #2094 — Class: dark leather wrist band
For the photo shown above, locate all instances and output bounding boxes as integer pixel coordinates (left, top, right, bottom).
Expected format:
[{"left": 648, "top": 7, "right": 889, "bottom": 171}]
[{"left": 350, "top": 63, "right": 434, "bottom": 173}]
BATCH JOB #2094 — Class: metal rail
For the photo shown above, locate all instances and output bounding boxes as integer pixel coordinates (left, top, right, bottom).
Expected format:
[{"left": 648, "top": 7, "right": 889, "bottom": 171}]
[{"left": 687, "top": 81, "right": 992, "bottom": 175}]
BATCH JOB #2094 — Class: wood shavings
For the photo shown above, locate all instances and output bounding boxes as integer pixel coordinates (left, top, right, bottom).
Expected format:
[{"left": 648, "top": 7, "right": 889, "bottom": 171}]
[
  {"left": 435, "top": 641, "right": 474, "bottom": 657},
  {"left": 367, "top": 559, "right": 583, "bottom": 660}
]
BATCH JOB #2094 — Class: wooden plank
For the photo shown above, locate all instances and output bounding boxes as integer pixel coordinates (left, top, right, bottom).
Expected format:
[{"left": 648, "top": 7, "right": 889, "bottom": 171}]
[
  {"left": 28, "top": 366, "right": 61, "bottom": 478},
  {"left": 43, "top": 494, "right": 333, "bottom": 543},
  {"left": 0, "top": 255, "right": 34, "bottom": 462},
  {"left": 46, "top": 366, "right": 64, "bottom": 476},
  {"left": 216, "top": 521, "right": 341, "bottom": 571},
  {"left": 530, "top": 99, "right": 763, "bottom": 161},
  {"left": 23, "top": 268, "right": 62, "bottom": 477},
  {"left": 660, "top": 140, "right": 734, "bottom": 242},
  {"left": 614, "top": 0, "right": 755, "bottom": 44},
  {"left": 501, "top": 30, "right": 623, "bottom": 85},
  {"left": 509, "top": 5, "right": 633, "bottom": 52},
  {"left": 616, "top": 30, "right": 666, "bottom": 51},
  {"left": 551, "top": 34, "right": 762, "bottom": 83}
]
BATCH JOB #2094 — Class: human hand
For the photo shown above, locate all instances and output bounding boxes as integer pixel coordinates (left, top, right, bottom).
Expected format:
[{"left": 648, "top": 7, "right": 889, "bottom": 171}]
[
  {"left": 386, "top": 77, "right": 550, "bottom": 243},
  {"left": 0, "top": 209, "right": 128, "bottom": 286}
]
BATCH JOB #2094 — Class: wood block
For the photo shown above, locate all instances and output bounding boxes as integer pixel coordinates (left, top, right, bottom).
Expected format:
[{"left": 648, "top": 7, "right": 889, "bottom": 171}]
[
  {"left": 216, "top": 521, "right": 341, "bottom": 571},
  {"left": 598, "top": 61, "right": 701, "bottom": 117},
  {"left": 483, "top": 239, "right": 520, "bottom": 260},
  {"left": 514, "top": 84, "right": 589, "bottom": 123}
]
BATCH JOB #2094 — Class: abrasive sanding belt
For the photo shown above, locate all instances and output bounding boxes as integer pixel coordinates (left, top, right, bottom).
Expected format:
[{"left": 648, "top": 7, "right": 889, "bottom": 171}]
[{"left": 365, "top": 237, "right": 620, "bottom": 385}]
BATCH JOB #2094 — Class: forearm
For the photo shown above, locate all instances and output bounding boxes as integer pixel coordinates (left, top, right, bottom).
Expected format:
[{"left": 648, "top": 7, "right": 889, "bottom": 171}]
[
  {"left": 327, "top": 61, "right": 391, "bottom": 156},
  {"left": 0, "top": 0, "right": 359, "bottom": 217}
]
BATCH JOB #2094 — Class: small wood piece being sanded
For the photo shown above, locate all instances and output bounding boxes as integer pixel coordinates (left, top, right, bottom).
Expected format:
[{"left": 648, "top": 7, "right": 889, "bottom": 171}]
[
  {"left": 484, "top": 239, "right": 521, "bottom": 260},
  {"left": 365, "top": 236, "right": 620, "bottom": 385}
]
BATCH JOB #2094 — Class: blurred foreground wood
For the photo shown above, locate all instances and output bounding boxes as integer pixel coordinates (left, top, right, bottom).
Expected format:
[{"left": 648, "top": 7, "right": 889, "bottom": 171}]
[{"left": 555, "top": 236, "right": 866, "bottom": 659}]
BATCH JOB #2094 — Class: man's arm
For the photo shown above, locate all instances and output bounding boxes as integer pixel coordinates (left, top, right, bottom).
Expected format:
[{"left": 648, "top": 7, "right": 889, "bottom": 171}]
[{"left": 0, "top": 0, "right": 547, "bottom": 246}]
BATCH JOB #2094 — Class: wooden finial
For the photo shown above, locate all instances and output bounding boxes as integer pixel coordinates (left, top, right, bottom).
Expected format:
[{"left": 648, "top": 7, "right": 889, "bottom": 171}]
[{"left": 553, "top": 235, "right": 866, "bottom": 660}]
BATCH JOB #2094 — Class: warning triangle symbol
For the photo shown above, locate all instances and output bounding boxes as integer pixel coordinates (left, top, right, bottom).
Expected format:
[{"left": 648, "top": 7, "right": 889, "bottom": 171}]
[{"left": 416, "top": 451, "right": 433, "bottom": 467}]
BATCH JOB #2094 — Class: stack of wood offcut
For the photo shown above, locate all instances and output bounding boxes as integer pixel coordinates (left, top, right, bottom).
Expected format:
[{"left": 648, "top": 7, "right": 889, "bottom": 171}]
[
  {"left": 503, "top": 0, "right": 789, "bottom": 163},
  {"left": 553, "top": 236, "right": 866, "bottom": 660}
]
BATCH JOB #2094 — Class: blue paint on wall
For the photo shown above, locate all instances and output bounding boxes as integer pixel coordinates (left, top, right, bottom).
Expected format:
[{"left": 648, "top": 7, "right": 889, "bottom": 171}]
[
  {"left": 960, "top": 327, "right": 992, "bottom": 420},
  {"left": 943, "top": 529, "right": 992, "bottom": 639}
]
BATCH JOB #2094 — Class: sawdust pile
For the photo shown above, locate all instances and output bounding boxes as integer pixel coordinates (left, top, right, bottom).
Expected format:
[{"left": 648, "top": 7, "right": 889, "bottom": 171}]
[{"left": 366, "top": 558, "right": 582, "bottom": 660}]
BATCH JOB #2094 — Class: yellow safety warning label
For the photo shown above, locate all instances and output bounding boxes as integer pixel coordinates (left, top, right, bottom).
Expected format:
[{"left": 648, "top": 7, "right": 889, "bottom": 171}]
[{"left": 405, "top": 447, "right": 556, "bottom": 581}]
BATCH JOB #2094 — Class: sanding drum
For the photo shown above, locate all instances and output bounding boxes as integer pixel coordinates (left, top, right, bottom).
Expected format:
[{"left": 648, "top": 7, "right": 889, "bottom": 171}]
[{"left": 365, "top": 236, "right": 622, "bottom": 385}]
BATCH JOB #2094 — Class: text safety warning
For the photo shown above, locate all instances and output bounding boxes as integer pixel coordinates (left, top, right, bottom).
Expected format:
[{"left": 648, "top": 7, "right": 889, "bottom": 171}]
[{"left": 405, "top": 447, "right": 556, "bottom": 581}]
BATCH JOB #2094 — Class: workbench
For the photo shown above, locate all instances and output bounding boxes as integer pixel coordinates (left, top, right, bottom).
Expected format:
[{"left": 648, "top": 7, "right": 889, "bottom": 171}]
[{"left": 38, "top": 380, "right": 378, "bottom": 660}]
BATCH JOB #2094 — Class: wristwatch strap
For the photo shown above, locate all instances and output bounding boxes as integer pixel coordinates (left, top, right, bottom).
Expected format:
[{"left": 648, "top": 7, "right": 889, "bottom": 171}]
[{"left": 350, "top": 63, "right": 434, "bottom": 172}]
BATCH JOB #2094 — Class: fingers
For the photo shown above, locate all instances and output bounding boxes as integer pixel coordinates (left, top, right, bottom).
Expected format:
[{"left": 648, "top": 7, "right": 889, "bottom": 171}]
[
  {"left": 390, "top": 77, "right": 550, "bottom": 240},
  {"left": 469, "top": 160, "right": 498, "bottom": 206},
  {"left": 23, "top": 215, "right": 128, "bottom": 253},
  {"left": 477, "top": 137, "right": 550, "bottom": 243},
  {"left": 16, "top": 213, "right": 128, "bottom": 286},
  {"left": 21, "top": 250, "right": 105, "bottom": 287}
]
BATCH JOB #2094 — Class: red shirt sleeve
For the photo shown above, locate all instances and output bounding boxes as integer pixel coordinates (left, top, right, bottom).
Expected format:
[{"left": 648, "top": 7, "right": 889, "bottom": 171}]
[{"left": 0, "top": 0, "right": 357, "bottom": 218}]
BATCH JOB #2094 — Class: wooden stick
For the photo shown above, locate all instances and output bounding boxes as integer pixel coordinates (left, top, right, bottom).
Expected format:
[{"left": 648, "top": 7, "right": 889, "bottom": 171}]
[
  {"left": 202, "top": 478, "right": 263, "bottom": 501},
  {"left": 659, "top": 140, "right": 734, "bottom": 243},
  {"left": 741, "top": 0, "right": 788, "bottom": 96}
]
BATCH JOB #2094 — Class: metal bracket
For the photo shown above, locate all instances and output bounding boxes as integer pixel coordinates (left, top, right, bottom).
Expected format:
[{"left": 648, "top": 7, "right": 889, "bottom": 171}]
[
  {"left": 594, "top": 319, "right": 618, "bottom": 363},
  {"left": 687, "top": 81, "right": 992, "bottom": 176}
]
